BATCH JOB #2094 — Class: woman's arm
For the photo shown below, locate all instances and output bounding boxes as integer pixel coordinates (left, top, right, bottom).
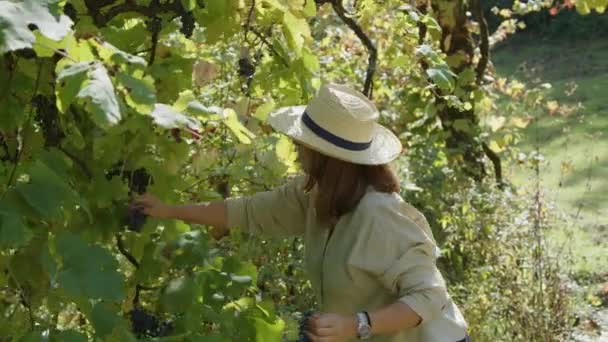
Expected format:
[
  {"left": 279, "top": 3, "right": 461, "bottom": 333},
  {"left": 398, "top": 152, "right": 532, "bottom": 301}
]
[
  {"left": 368, "top": 301, "right": 421, "bottom": 335},
  {"left": 306, "top": 301, "right": 420, "bottom": 341},
  {"left": 133, "top": 194, "right": 229, "bottom": 238},
  {"left": 133, "top": 175, "right": 309, "bottom": 239}
]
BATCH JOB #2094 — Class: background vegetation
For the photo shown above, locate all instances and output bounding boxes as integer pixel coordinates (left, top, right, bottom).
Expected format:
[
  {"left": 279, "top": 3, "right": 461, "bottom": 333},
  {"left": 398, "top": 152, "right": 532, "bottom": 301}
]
[{"left": 0, "top": 0, "right": 606, "bottom": 341}]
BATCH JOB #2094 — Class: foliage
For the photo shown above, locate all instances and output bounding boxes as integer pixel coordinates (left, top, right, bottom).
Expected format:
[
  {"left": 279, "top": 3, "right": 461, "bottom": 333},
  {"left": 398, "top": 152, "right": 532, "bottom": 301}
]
[{"left": 0, "top": 0, "right": 582, "bottom": 341}]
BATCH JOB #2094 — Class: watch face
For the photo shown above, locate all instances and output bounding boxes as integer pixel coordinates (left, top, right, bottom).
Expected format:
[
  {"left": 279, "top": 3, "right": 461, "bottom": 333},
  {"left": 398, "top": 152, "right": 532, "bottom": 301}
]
[{"left": 360, "top": 325, "right": 371, "bottom": 337}]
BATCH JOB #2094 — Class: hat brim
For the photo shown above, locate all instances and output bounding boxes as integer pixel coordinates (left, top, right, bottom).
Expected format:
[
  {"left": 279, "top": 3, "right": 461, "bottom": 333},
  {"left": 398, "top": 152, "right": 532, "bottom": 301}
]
[{"left": 267, "top": 105, "right": 403, "bottom": 165}]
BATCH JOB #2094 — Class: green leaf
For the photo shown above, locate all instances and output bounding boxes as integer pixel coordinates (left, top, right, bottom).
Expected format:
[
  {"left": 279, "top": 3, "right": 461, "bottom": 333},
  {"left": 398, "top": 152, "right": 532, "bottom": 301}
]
[
  {"left": 453, "top": 119, "right": 474, "bottom": 134},
  {"left": 303, "top": 0, "right": 317, "bottom": 16},
  {"left": 52, "top": 330, "right": 87, "bottom": 342},
  {"left": 169, "top": 230, "right": 209, "bottom": 268},
  {"left": 116, "top": 71, "right": 156, "bottom": 114},
  {"left": 15, "top": 160, "right": 75, "bottom": 218},
  {"left": 90, "top": 302, "right": 127, "bottom": 337},
  {"left": 576, "top": 0, "right": 592, "bottom": 14},
  {"left": 250, "top": 315, "right": 284, "bottom": 342},
  {"left": 253, "top": 100, "right": 276, "bottom": 121},
  {"left": 32, "top": 31, "right": 73, "bottom": 58},
  {"left": 282, "top": 11, "right": 310, "bottom": 56},
  {"left": 55, "top": 232, "right": 125, "bottom": 301},
  {"left": 181, "top": 0, "right": 197, "bottom": 11},
  {"left": 0, "top": 212, "right": 31, "bottom": 249},
  {"left": 78, "top": 64, "right": 122, "bottom": 128},
  {"left": 301, "top": 48, "right": 319, "bottom": 73},
  {"left": 223, "top": 108, "right": 255, "bottom": 144},
  {"left": 0, "top": 0, "right": 73, "bottom": 54},
  {"left": 195, "top": 0, "right": 240, "bottom": 43},
  {"left": 92, "top": 40, "right": 147, "bottom": 68},
  {"left": 56, "top": 62, "right": 122, "bottom": 128},
  {"left": 161, "top": 275, "right": 201, "bottom": 313},
  {"left": 186, "top": 100, "right": 224, "bottom": 117},
  {"left": 151, "top": 103, "right": 202, "bottom": 131},
  {"left": 426, "top": 67, "right": 456, "bottom": 91},
  {"left": 56, "top": 61, "right": 91, "bottom": 112}
]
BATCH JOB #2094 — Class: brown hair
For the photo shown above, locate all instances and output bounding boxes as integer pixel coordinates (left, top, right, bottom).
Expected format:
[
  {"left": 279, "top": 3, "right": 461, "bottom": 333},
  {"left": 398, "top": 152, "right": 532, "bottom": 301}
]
[{"left": 297, "top": 143, "right": 400, "bottom": 226}]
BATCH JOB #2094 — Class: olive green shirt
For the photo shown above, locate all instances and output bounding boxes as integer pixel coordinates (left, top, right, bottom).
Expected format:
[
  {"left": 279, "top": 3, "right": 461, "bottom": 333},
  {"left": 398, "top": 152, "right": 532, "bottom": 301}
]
[{"left": 226, "top": 176, "right": 468, "bottom": 342}]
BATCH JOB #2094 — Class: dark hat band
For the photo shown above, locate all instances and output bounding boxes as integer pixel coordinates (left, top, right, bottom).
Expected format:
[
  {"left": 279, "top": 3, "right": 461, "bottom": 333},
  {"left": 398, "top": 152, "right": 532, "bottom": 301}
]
[{"left": 301, "top": 111, "right": 372, "bottom": 151}]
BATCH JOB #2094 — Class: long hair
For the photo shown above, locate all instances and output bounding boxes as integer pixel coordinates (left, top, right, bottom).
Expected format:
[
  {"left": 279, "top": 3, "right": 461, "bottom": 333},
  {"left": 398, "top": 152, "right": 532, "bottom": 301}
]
[{"left": 297, "top": 143, "right": 400, "bottom": 225}]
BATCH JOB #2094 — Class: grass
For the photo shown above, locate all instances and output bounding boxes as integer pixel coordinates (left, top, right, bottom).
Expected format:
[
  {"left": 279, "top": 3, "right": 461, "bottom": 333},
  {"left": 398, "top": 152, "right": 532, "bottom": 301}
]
[{"left": 493, "top": 36, "right": 608, "bottom": 278}]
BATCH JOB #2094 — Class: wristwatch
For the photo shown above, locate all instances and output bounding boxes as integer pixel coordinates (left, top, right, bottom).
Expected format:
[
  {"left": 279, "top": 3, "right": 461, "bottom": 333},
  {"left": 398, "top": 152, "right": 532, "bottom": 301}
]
[{"left": 356, "top": 311, "right": 372, "bottom": 339}]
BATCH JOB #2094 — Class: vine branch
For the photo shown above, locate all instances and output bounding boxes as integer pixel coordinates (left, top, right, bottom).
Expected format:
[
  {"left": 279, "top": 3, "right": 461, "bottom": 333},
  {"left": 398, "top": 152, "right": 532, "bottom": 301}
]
[
  {"left": 482, "top": 142, "right": 505, "bottom": 189},
  {"left": 330, "top": 0, "right": 377, "bottom": 98},
  {"left": 249, "top": 27, "right": 289, "bottom": 67},
  {"left": 86, "top": 0, "right": 185, "bottom": 27},
  {"left": 471, "top": 0, "right": 490, "bottom": 84},
  {"left": 57, "top": 146, "right": 93, "bottom": 180},
  {"left": 3, "top": 61, "right": 44, "bottom": 199},
  {"left": 115, "top": 233, "right": 140, "bottom": 269}
]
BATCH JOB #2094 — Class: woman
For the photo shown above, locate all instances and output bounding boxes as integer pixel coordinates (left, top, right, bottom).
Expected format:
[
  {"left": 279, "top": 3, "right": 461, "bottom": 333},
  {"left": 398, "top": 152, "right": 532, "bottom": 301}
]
[{"left": 135, "top": 84, "right": 469, "bottom": 341}]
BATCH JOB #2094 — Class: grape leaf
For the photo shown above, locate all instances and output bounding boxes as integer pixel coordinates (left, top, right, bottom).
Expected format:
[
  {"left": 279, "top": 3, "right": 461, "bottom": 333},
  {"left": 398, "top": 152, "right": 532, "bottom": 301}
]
[
  {"left": 55, "top": 232, "right": 125, "bottom": 301},
  {"left": 253, "top": 100, "right": 276, "bottom": 121},
  {"left": 90, "top": 302, "right": 130, "bottom": 338},
  {"left": 56, "top": 62, "right": 121, "bottom": 129},
  {"left": 52, "top": 330, "right": 88, "bottom": 342},
  {"left": 194, "top": 0, "right": 240, "bottom": 43},
  {"left": 78, "top": 64, "right": 122, "bottom": 128},
  {"left": 0, "top": 0, "right": 73, "bottom": 54},
  {"left": 0, "top": 211, "right": 31, "bottom": 249},
  {"left": 160, "top": 275, "right": 200, "bottom": 313},
  {"left": 116, "top": 71, "right": 156, "bottom": 114},
  {"left": 15, "top": 160, "right": 75, "bottom": 219},
  {"left": 223, "top": 108, "right": 255, "bottom": 144},
  {"left": 150, "top": 103, "right": 203, "bottom": 131},
  {"left": 282, "top": 11, "right": 310, "bottom": 56},
  {"left": 426, "top": 67, "right": 456, "bottom": 91}
]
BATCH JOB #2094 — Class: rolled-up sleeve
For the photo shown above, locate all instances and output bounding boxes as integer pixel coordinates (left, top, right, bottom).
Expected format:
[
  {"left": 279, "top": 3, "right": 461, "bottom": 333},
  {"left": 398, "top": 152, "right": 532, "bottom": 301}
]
[
  {"left": 348, "top": 197, "right": 449, "bottom": 324},
  {"left": 225, "top": 175, "right": 309, "bottom": 238}
]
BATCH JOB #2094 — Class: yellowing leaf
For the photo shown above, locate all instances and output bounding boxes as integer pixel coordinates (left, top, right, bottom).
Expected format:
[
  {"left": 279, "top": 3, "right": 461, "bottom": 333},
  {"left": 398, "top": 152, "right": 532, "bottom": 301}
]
[
  {"left": 223, "top": 108, "right": 255, "bottom": 144},
  {"left": 511, "top": 116, "right": 530, "bottom": 128},
  {"left": 486, "top": 115, "right": 506, "bottom": 132},
  {"left": 546, "top": 101, "right": 559, "bottom": 115},
  {"left": 192, "top": 59, "right": 218, "bottom": 87},
  {"left": 488, "top": 139, "right": 505, "bottom": 153},
  {"left": 253, "top": 100, "right": 276, "bottom": 121},
  {"left": 282, "top": 11, "right": 310, "bottom": 56}
]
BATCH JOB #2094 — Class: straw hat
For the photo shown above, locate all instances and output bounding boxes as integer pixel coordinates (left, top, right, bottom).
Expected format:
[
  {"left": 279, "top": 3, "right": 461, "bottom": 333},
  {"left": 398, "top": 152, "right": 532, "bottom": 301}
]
[{"left": 267, "top": 83, "right": 402, "bottom": 165}]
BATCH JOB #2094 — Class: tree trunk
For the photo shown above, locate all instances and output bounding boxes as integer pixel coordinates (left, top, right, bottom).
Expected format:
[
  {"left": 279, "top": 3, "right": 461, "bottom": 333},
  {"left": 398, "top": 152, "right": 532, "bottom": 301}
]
[{"left": 431, "top": 0, "right": 488, "bottom": 182}]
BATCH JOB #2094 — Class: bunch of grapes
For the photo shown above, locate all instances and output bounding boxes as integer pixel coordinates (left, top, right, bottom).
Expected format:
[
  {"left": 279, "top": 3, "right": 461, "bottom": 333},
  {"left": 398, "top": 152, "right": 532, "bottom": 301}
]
[
  {"left": 106, "top": 163, "right": 152, "bottom": 232},
  {"left": 33, "top": 95, "right": 64, "bottom": 147},
  {"left": 180, "top": 11, "right": 195, "bottom": 37},
  {"left": 297, "top": 311, "right": 315, "bottom": 342},
  {"left": 126, "top": 206, "right": 147, "bottom": 232},
  {"left": 129, "top": 307, "right": 174, "bottom": 338}
]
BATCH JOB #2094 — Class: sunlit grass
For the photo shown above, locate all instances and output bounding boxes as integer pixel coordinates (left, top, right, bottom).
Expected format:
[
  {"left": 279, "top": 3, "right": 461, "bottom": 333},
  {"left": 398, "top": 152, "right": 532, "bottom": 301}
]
[{"left": 495, "top": 36, "right": 608, "bottom": 277}]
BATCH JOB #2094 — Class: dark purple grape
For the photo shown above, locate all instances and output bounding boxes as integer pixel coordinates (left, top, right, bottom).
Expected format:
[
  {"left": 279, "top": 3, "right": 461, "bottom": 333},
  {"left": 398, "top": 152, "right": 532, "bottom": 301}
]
[
  {"left": 130, "top": 307, "right": 159, "bottom": 337},
  {"left": 129, "top": 168, "right": 151, "bottom": 195},
  {"left": 297, "top": 311, "right": 315, "bottom": 342},
  {"left": 238, "top": 57, "right": 255, "bottom": 78},
  {"left": 126, "top": 207, "right": 147, "bottom": 232},
  {"left": 128, "top": 307, "right": 174, "bottom": 337},
  {"left": 180, "top": 11, "right": 195, "bottom": 37}
]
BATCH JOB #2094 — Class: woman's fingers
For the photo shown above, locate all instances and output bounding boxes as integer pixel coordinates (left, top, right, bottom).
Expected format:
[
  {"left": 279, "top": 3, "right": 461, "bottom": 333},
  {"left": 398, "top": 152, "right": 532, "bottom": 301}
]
[{"left": 133, "top": 193, "right": 154, "bottom": 207}]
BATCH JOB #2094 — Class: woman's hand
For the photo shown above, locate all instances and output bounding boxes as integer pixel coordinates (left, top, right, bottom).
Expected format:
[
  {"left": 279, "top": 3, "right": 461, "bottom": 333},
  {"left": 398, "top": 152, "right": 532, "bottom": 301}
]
[
  {"left": 306, "top": 312, "right": 357, "bottom": 342},
  {"left": 133, "top": 193, "right": 172, "bottom": 219}
]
